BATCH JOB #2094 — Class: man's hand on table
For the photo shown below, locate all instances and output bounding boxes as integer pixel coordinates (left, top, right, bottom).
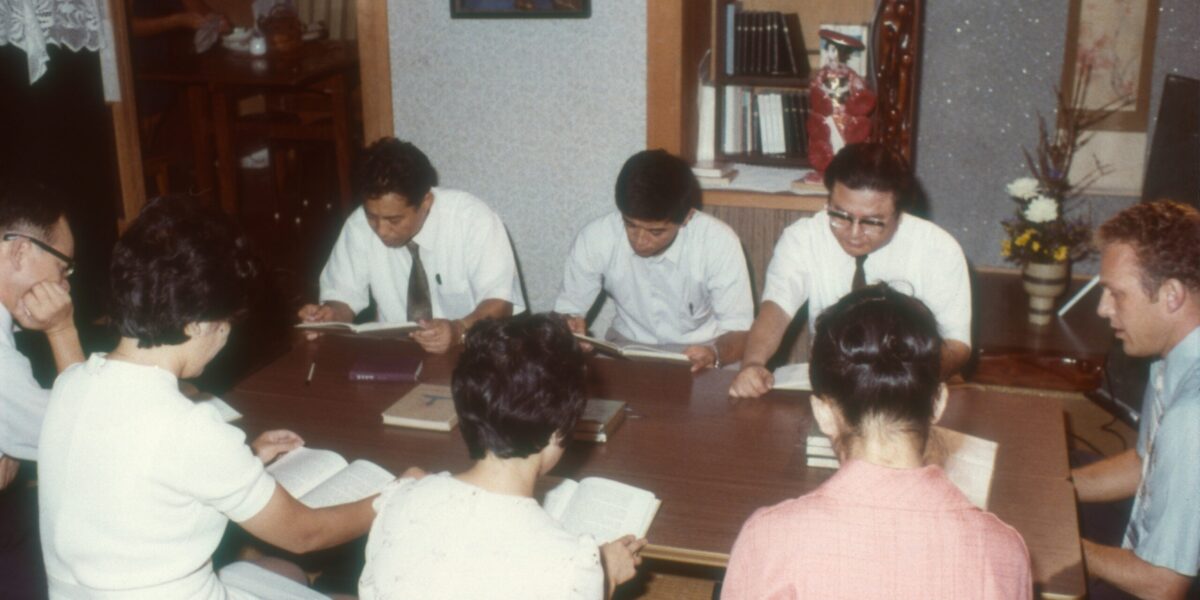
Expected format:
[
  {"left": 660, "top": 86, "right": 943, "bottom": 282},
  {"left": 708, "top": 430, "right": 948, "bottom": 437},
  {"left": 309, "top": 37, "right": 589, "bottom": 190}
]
[
  {"left": 411, "top": 319, "right": 463, "bottom": 354},
  {"left": 683, "top": 345, "right": 718, "bottom": 373},
  {"left": 729, "top": 364, "right": 773, "bottom": 398}
]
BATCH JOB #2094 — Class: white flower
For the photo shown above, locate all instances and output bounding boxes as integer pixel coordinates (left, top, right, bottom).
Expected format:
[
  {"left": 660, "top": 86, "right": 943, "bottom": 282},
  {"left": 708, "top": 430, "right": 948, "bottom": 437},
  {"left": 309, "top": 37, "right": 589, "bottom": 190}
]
[
  {"left": 1007, "top": 177, "right": 1041, "bottom": 200},
  {"left": 1024, "top": 195, "right": 1059, "bottom": 223}
]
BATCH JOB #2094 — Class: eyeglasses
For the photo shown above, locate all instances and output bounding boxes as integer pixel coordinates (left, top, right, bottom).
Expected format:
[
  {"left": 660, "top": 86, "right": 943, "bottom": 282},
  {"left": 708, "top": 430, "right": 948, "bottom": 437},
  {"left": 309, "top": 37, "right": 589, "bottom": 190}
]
[
  {"left": 2, "top": 232, "right": 75, "bottom": 277},
  {"left": 826, "top": 205, "right": 890, "bottom": 235}
]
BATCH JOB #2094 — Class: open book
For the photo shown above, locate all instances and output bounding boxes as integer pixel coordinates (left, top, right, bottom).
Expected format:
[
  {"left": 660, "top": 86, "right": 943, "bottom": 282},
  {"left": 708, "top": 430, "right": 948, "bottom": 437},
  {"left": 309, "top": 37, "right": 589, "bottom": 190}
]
[
  {"left": 573, "top": 333, "right": 690, "bottom": 365},
  {"left": 266, "top": 447, "right": 394, "bottom": 508},
  {"left": 543, "top": 477, "right": 660, "bottom": 544},
  {"left": 772, "top": 362, "right": 811, "bottom": 391},
  {"left": 218, "top": 561, "right": 330, "bottom": 600},
  {"left": 295, "top": 321, "right": 419, "bottom": 334},
  {"left": 806, "top": 425, "right": 998, "bottom": 509}
]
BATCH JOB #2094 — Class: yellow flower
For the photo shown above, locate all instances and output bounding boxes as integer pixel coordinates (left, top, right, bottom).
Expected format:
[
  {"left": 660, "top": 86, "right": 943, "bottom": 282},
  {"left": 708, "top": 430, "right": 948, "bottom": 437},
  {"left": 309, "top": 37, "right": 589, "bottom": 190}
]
[
  {"left": 1015, "top": 230, "right": 1032, "bottom": 247},
  {"left": 1054, "top": 246, "right": 1068, "bottom": 262},
  {"left": 1001, "top": 239, "right": 1012, "bottom": 257},
  {"left": 1031, "top": 241, "right": 1041, "bottom": 252}
]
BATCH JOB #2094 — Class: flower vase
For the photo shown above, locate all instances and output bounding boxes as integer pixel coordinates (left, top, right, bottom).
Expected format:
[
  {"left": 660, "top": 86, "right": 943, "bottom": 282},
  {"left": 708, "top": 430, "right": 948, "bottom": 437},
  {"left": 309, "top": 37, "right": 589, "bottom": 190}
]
[{"left": 1022, "top": 261, "right": 1070, "bottom": 326}]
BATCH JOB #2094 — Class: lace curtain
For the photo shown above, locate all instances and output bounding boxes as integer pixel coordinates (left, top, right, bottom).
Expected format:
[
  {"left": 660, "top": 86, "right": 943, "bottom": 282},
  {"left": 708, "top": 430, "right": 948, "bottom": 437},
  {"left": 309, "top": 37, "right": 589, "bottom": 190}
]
[{"left": 0, "top": 0, "right": 111, "bottom": 86}]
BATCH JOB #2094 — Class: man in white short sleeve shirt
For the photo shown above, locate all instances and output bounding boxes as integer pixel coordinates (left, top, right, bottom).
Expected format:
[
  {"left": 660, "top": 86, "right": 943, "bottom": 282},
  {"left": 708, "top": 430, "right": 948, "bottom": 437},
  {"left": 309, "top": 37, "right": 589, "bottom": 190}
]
[
  {"left": 730, "top": 143, "right": 971, "bottom": 398},
  {"left": 554, "top": 150, "right": 753, "bottom": 372},
  {"left": 299, "top": 138, "right": 524, "bottom": 354},
  {"left": 0, "top": 181, "right": 84, "bottom": 596}
]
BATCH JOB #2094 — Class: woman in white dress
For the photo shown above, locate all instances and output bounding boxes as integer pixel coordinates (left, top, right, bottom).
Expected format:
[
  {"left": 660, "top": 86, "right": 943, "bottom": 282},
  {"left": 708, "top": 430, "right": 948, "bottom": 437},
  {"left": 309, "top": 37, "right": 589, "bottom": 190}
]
[
  {"left": 359, "top": 314, "right": 646, "bottom": 599},
  {"left": 37, "top": 197, "right": 382, "bottom": 599}
]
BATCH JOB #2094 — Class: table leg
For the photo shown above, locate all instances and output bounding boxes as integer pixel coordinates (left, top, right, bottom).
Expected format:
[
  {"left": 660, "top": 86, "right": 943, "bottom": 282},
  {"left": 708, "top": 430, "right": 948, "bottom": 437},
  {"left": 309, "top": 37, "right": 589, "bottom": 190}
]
[
  {"left": 210, "top": 87, "right": 239, "bottom": 216},
  {"left": 187, "top": 85, "right": 216, "bottom": 207}
]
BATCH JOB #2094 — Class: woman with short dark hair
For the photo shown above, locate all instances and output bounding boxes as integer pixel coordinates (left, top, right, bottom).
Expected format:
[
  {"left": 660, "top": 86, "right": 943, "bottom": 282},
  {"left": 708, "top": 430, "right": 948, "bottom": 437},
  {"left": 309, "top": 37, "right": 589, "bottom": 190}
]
[
  {"left": 359, "top": 314, "right": 645, "bottom": 599},
  {"left": 38, "top": 197, "right": 381, "bottom": 598},
  {"left": 723, "top": 284, "right": 1032, "bottom": 599}
]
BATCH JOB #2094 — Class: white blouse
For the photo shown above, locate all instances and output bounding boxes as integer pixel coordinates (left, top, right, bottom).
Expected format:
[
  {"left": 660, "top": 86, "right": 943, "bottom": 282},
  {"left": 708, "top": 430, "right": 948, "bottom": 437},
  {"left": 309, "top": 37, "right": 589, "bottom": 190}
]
[
  {"left": 38, "top": 355, "right": 277, "bottom": 599},
  {"left": 360, "top": 472, "right": 605, "bottom": 599}
]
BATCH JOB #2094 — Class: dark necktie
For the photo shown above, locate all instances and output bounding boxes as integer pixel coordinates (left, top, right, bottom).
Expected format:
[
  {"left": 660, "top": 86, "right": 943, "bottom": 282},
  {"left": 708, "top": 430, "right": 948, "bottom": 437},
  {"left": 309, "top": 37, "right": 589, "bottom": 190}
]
[
  {"left": 852, "top": 254, "right": 868, "bottom": 291},
  {"left": 406, "top": 242, "right": 432, "bottom": 322}
]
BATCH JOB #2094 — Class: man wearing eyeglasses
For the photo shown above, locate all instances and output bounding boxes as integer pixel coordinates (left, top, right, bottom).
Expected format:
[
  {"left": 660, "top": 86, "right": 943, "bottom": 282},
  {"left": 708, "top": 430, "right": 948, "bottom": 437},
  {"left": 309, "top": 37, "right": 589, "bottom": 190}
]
[
  {"left": 730, "top": 143, "right": 971, "bottom": 398},
  {"left": 0, "top": 180, "right": 84, "bottom": 596}
]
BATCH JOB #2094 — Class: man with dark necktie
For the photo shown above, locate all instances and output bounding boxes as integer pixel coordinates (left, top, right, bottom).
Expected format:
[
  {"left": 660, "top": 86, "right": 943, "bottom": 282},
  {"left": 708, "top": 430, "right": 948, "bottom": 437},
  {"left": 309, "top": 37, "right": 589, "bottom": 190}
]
[
  {"left": 1072, "top": 201, "right": 1200, "bottom": 599},
  {"left": 729, "top": 143, "right": 971, "bottom": 398},
  {"left": 299, "top": 138, "right": 524, "bottom": 354}
]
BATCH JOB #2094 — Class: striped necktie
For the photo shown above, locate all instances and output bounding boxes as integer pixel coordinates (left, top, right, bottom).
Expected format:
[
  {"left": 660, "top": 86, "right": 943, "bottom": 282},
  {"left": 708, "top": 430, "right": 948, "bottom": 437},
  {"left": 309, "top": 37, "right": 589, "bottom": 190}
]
[{"left": 406, "top": 241, "right": 432, "bottom": 322}]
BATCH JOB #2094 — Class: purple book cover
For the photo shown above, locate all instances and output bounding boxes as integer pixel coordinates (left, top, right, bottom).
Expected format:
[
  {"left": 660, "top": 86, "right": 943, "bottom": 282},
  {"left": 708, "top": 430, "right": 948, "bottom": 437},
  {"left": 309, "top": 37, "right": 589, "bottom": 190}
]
[{"left": 348, "top": 355, "right": 423, "bottom": 383}]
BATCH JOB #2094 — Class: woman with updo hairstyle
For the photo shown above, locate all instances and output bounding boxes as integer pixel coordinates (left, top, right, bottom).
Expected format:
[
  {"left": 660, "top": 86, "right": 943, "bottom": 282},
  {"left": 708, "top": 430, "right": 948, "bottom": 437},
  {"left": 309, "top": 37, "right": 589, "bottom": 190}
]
[
  {"left": 37, "top": 197, "right": 383, "bottom": 598},
  {"left": 723, "top": 284, "right": 1033, "bottom": 599},
  {"left": 359, "top": 314, "right": 646, "bottom": 599}
]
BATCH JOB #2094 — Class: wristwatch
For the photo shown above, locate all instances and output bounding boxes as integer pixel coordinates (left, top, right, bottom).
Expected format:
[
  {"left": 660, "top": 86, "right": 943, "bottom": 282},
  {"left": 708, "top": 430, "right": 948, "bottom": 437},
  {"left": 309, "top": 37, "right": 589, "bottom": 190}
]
[{"left": 711, "top": 344, "right": 723, "bottom": 369}]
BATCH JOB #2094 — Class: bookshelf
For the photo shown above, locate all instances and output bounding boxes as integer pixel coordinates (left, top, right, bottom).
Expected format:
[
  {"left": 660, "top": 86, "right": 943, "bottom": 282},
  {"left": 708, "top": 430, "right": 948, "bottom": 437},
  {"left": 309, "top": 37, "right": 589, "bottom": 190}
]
[{"left": 647, "top": 0, "right": 923, "bottom": 198}]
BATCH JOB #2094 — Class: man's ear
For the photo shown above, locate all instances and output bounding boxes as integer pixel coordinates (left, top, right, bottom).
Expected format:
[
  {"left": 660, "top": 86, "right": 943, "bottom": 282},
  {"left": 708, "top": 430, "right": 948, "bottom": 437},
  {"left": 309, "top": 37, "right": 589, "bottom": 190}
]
[
  {"left": 1160, "top": 278, "right": 1187, "bottom": 313},
  {"left": 810, "top": 395, "right": 842, "bottom": 440},
  {"left": 931, "top": 384, "right": 949, "bottom": 425}
]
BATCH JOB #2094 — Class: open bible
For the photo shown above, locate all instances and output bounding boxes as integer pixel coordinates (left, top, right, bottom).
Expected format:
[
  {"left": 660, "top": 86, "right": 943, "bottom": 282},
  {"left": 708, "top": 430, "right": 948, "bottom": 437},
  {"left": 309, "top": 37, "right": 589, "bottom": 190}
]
[
  {"left": 543, "top": 477, "right": 661, "bottom": 544},
  {"left": 573, "top": 333, "right": 690, "bottom": 365},
  {"left": 266, "top": 447, "right": 394, "bottom": 508},
  {"left": 295, "top": 321, "right": 419, "bottom": 334}
]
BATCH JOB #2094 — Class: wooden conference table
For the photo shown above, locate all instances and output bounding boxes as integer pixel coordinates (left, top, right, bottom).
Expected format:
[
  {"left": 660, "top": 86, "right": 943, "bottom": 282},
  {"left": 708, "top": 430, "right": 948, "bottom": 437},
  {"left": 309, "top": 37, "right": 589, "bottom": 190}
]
[
  {"left": 138, "top": 40, "right": 357, "bottom": 214},
  {"left": 227, "top": 334, "right": 1086, "bottom": 598}
]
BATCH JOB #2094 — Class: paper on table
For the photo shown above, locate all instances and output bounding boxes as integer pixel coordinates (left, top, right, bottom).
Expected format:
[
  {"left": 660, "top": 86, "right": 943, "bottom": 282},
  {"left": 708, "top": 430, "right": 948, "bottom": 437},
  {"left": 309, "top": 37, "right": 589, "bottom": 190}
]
[{"left": 772, "top": 362, "right": 811, "bottom": 391}]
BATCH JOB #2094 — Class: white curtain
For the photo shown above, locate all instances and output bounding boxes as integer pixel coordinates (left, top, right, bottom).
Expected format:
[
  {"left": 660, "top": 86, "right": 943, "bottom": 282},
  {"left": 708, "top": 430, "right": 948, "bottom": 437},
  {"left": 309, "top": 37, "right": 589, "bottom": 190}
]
[{"left": 0, "top": 0, "right": 106, "bottom": 84}]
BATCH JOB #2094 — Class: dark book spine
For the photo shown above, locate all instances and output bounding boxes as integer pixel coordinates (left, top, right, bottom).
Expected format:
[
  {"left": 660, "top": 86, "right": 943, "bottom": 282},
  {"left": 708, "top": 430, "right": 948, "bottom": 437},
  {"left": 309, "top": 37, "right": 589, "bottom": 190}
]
[
  {"left": 780, "top": 14, "right": 799, "bottom": 75},
  {"left": 735, "top": 11, "right": 747, "bottom": 75},
  {"left": 797, "top": 91, "right": 810, "bottom": 156}
]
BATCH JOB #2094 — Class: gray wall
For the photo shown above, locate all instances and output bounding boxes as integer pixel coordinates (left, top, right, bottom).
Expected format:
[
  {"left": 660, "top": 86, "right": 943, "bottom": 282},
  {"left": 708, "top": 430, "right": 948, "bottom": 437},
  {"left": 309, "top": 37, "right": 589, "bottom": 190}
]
[
  {"left": 388, "top": 1, "right": 1199, "bottom": 311},
  {"left": 388, "top": 2, "right": 646, "bottom": 313},
  {"left": 916, "top": 0, "right": 1200, "bottom": 273}
]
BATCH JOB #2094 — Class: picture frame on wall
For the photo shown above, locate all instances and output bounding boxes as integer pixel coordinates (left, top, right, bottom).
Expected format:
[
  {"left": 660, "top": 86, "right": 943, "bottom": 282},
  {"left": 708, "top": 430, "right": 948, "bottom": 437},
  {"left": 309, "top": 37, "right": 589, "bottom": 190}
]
[
  {"left": 450, "top": 0, "right": 591, "bottom": 19},
  {"left": 1061, "top": 0, "right": 1159, "bottom": 132}
]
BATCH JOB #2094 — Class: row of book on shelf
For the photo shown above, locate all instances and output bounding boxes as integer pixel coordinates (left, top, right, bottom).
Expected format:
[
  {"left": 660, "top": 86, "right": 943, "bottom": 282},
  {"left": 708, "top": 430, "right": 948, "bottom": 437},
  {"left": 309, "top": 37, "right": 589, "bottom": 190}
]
[
  {"left": 723, "top": 87, "right": 810, "bottom": 158},
  {"left": 723, "top": 5, "right": 803, "bottom": 76}
]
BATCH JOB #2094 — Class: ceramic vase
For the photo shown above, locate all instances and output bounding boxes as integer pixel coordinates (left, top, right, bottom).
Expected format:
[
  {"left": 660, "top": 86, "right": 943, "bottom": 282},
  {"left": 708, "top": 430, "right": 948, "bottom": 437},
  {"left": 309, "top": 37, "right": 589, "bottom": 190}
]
[{"left": 1022, "top": 261, "right": 1070, "bottom": 326}]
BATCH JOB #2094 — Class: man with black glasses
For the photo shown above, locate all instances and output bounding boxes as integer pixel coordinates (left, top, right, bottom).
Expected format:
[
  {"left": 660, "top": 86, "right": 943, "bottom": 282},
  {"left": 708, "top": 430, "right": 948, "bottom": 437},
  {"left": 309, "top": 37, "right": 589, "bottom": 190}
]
[
  {"left": 0, "top": 180, "right": 83, "bottom": 596},
  {"left": 730, "top": 143, "right": 971, "bottom": 398}
]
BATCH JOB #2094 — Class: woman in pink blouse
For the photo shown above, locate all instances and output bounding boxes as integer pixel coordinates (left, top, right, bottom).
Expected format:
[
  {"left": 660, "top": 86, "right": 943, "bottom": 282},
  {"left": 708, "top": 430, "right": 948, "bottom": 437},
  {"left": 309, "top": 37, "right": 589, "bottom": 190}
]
[{"left": 723, "top": 284, "right": 1032, "bottom": 599}]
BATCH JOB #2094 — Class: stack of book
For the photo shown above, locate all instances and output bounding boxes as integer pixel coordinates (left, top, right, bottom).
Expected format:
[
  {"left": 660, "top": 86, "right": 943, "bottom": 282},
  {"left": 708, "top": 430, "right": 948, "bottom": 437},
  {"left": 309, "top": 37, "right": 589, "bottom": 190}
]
[
  {"left": 805, "top": 422, "right": 839, "bottom": 469},
  {"left": 691, "top": 161, "right": 738, "bottom": 186},
  {"left": 381, "top": 384, "right": 458, "bottom": 432},
  {"left": 722, "top": 88, "right": 810, "bottom": 157},
  {"left": 723, "top": 6, "right": 802, "bottom": 76},
  {"left": 574, "top": 399, "right": 627, "bottom": 443}
]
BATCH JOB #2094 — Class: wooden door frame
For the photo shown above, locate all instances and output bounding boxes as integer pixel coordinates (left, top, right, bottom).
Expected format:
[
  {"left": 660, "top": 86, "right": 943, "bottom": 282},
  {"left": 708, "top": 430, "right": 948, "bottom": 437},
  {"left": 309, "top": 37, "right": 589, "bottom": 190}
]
[{"left": 106, "top": 0, "right": 395, "bottom": 227}]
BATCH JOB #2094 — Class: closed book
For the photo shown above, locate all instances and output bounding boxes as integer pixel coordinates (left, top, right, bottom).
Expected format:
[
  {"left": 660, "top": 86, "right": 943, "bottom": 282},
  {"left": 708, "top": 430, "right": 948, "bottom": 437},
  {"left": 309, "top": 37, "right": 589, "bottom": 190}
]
[
  {"left": 574, "top": 399, "right": 627, "bottom": 443},
  {"left": 692, "top": 161, "right": 735, "bottom": 178},
  {"left": 724, "top": 2, "right": 736, "bottom": 75},
  {"left": 381, "top": 384, "right": 457, "bottom": 431},
  {"left": 697, "top": 169, "right": 738, "bottom": 186},
  {"left": 349, "top": 355, "right": 423, "bottom": 383},
  {"left": 779, "top": 13, "right": 800, "bottom": 75}
]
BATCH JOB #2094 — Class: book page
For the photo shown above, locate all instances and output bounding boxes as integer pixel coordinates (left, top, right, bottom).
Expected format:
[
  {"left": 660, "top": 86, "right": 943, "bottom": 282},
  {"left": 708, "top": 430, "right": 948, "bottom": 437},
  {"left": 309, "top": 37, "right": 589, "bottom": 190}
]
[
  {"left": 354, "top": 321, "right": 419, "bottom": 333},
  {"left": 772, "top": 362, "right": 811, "bottom": 391},
  {"left": 621, "top": 345, "right": 690, "bottom": 364},
  {"left": 556, "top": 477, "right": 658, "bottom": 543},
  {"left": 299, "top": 459, "right": 395, "bottom": 508},
  {"left": 294, "top": 321, "right": 356, "bottom": 331},
  {"left": 542, "top": 478, "right": 580, "bottom": 522},
  {"left": 928, "top": 426, "right": 998, "bottom": 510},
  {"left": 266, "top": 447, "right": 349, "bottom": 500},
  {"left": 572, "top": 333, "right": 623, "bottom": 356},
  {"left": 217, "top": 561, "right": 330, "bottom": 600},
  {"left": 198, "top": 397, "right": 242, "bottom": 422}
]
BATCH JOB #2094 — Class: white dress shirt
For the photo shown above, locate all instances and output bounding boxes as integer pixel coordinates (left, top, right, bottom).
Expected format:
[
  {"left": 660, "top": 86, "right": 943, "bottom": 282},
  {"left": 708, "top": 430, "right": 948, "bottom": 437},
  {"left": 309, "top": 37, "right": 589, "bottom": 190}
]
[
  {"left": 0, "top": 303, "right": 49, "bottom": 461},
  {"left": 319, "top": 188, "right": 525, "bottom": 322},
  {"left": 762, "top": 210, "right": 972, "bottom": 346},
  {"left": 553, "top": 211, "right": 753, "bottom": 346},
  {"left": 360, "top": 473, "right": 604, "bottom": 599},
  {"left": 38, "top": 355, "right": 277, "bottom": 599}
]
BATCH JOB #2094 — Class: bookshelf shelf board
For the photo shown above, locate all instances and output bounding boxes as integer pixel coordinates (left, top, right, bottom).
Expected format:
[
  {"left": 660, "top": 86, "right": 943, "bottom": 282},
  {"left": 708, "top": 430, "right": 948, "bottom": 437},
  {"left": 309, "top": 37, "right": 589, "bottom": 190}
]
[
  {"left": 716, "top": 153, "right": 811, "bottom": 169},
  {"left": 716, "top": 75, "right": 809, "bottom": 88},
  {"left": 703, "top": 190, "right": 825, "bottom": 211}
]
